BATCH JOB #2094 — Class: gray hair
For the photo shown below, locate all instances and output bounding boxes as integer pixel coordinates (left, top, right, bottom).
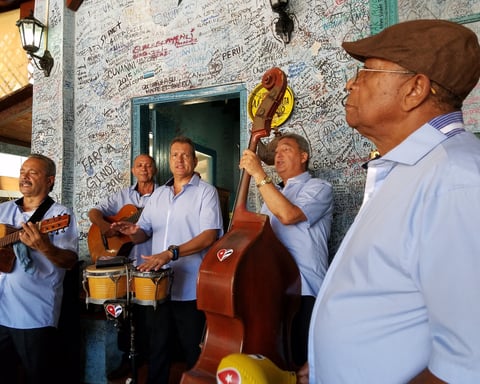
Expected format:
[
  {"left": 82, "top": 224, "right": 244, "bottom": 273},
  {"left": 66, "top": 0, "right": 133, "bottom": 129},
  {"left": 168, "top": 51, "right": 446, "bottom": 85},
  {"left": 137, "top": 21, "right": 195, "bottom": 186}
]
[
  {"left": 278, "top": 133, "right": 310, "bottom": 169},
  {"left": 28, "top": 154, "right": 56, "bottom": 191},
  {"left": 28, "top": 153, "right": 56, "bottom": 177}
]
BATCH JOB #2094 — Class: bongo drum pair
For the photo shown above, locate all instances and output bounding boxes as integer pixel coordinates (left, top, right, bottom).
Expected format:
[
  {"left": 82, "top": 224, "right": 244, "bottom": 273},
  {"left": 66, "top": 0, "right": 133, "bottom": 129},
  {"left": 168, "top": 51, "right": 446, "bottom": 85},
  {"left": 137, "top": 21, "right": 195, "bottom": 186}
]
[{"left": 83, "top": 264, "right": 173, "bottom": 308}]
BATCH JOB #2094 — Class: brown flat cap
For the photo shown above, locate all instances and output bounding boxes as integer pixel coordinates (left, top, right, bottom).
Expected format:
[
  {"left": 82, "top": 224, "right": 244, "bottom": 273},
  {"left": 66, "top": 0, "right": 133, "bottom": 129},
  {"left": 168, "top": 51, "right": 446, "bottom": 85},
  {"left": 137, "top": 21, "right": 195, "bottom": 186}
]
[{"left": 342, "top": 19, "right": 480, "bottom": 101}]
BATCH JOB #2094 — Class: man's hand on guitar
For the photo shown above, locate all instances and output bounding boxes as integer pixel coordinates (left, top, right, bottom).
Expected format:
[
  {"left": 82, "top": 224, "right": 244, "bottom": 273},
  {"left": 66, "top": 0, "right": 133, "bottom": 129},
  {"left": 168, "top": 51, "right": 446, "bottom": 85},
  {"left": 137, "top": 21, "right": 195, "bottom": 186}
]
[
  {"left": 110, "top": 221, "right": 140, "bottom": 236},
  {"left": 19, "top": 221, "right": 53, "bottom": 254},
  {"left": 98, "top": 221, "right": 120, "bottom": 237}
]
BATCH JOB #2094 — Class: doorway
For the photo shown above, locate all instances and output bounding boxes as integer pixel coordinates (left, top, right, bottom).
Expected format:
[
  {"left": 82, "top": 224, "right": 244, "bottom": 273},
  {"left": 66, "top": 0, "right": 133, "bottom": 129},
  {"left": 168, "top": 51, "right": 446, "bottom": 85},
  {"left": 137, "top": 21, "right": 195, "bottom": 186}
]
[{"left": 131, "top": 84, "right": 248, "bottom": 227}]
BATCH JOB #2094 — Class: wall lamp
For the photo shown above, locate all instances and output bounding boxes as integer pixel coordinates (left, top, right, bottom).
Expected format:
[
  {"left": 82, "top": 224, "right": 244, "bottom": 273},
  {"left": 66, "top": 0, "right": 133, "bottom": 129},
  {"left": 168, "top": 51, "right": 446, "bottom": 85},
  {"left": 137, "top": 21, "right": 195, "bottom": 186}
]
[
  {"left": 16, "top": 11, "right": 54, "bottom": 77},
  {"left": 270, "top": 0, "right": 294, "bottom": 44}
]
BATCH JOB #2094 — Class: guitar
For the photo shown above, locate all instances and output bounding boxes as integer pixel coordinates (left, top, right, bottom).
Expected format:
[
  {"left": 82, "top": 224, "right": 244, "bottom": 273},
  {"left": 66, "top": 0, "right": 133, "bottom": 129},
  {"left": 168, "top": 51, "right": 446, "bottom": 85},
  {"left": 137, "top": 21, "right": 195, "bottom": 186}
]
[
  {"left": 0, "top": 214, "right": 71, "bottom": 273},
  {"left": 87, "top": 204, "right": 143, "bottom": 262}
]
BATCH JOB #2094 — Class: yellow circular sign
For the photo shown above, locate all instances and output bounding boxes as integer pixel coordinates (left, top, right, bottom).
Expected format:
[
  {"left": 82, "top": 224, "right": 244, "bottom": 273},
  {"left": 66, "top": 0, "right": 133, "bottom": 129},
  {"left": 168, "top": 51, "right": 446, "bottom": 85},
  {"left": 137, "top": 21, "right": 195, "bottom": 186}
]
[{"left": 247, "top": 84, "right": 294, "bottom": 127}]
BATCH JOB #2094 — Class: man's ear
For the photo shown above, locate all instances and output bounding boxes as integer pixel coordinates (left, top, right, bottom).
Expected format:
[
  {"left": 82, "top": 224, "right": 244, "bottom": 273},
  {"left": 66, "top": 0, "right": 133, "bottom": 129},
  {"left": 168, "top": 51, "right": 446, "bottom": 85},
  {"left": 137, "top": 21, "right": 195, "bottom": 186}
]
[
  {"left": 300, "top": 151, "right": 309, "bottom": 167},
  {"left": 402, "top": 74, "right": 431, "bottom": 111}
]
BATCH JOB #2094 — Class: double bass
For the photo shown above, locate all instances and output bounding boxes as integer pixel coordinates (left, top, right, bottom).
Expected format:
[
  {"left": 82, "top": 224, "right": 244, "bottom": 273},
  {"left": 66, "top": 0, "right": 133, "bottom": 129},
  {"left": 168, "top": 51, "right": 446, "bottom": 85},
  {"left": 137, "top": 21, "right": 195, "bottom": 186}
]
[{"left": 181, "top": 68, "right": 301, "bottom": 383}]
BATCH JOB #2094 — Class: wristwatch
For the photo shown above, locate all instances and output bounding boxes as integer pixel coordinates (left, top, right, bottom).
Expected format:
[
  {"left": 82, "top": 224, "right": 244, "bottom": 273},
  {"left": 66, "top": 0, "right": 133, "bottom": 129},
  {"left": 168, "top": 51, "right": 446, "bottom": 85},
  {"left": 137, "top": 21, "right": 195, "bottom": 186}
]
[
  {"left": 168, "top": 245, "right": 180, "bottom": 261},
  {"left": 256, "top": 175, "right": 272, "bottom": 188}
]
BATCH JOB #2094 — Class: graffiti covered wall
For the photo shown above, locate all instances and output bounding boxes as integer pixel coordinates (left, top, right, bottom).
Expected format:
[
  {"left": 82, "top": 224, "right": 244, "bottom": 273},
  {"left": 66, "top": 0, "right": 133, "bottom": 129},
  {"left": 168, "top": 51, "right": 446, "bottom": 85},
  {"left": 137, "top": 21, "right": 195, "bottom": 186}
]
[{"left": 30, "top": 0, "right": 480, "bottom": 261}]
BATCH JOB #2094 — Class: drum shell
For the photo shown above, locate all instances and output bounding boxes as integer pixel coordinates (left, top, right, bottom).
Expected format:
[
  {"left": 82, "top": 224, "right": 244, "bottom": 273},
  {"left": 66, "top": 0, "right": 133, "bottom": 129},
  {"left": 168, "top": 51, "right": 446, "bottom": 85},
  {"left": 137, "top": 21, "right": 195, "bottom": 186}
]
[
  {"left": 131, "top": 268, "right": 172, "bottom": 306},
  {"left": 83, "top": 265, "right": 128, "bottom": 304}
]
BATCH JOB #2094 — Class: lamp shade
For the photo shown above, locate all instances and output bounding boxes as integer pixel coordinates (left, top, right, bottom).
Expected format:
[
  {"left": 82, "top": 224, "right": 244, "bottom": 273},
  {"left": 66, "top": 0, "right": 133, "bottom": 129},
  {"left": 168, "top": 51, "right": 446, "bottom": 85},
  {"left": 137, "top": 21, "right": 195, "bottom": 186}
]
[{"left": 16, "top": 13, "right": 45, "bottom": 54}]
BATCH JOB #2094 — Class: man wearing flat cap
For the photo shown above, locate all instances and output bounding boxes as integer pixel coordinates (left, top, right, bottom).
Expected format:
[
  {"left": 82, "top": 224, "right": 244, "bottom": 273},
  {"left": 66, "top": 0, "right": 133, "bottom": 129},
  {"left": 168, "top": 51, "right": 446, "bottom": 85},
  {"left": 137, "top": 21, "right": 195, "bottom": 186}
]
[{"left": 297, "top": 19, "right": 480, "bottom": 384}]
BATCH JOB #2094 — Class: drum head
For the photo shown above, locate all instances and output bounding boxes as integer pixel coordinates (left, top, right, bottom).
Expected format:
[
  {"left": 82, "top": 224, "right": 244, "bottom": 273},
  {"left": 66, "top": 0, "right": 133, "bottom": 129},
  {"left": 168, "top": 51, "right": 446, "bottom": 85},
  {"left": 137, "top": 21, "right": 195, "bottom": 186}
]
[
  {"left": 85, "top": 264, "right": 127, "bottom": 275},
  {"left": 132, "top": 268, "right": 172, "bottom": 278}
]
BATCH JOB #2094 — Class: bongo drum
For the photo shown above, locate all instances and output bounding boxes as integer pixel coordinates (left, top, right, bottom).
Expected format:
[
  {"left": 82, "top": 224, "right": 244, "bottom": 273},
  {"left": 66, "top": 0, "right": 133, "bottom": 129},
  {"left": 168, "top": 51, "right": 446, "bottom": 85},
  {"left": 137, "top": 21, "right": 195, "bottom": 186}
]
[
  {"left": 131, "top": 268, "right": 173, "bottom": 308},
  {"left": 83, "top": 264, "right": 128, "bottom": 305}
]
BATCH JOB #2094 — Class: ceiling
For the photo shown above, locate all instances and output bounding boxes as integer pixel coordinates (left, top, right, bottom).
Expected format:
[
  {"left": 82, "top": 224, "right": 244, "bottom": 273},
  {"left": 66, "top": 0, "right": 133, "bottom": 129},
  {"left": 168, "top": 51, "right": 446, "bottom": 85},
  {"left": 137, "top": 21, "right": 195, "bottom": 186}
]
[
  {"left": 0, "top": 0, "right": 29, "bottom": 12},
  {"left": 0, "top": 84, "right": 32, "bottom": 147},
  {"left": 0, "top": 0, "right": 32, "bottom": 148}
]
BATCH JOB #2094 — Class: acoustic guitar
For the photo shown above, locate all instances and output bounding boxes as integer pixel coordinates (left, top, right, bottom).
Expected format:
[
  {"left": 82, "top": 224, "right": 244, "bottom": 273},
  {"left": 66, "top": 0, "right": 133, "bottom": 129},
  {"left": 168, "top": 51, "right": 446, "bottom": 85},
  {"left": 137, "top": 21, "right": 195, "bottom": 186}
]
[
  {"left": 0, "top": 214, "right": 71, "bottom": 273},
  {"left": 87, "top": 204, "right": 142, "bottom": 262}
]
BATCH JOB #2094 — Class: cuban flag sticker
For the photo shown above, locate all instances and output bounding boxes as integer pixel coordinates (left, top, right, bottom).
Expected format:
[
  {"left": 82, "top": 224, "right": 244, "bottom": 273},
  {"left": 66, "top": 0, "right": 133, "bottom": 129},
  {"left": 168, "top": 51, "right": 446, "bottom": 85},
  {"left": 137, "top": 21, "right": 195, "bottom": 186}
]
[
  {"left": 217, "top": 248, "right": 234, "bottom": 262},
  {"left": 106, "top": 304, "right": 123, "bottom": 318},
  {"left": 217, "top": 367, "right": 241, "bottom": 384}
]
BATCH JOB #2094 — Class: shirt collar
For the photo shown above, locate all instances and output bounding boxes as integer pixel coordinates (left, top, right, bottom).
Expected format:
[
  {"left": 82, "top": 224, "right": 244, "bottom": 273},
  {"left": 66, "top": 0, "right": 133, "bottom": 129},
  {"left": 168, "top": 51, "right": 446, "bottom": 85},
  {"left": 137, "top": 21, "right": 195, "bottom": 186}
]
[
  {"left": 165, "top": 172, "right": 201, "bottom": 187},
  {"left": 429, "top": 110, "right": 465, "bottom": 137},
  {"left": 132, "top": 182, "right": 157, "bottom": 193},
  {"left": 364, "top": 111, "right": 464, "bottom": 169},
  {"left": 278, "top": 171, "right": 311, "bottom": 188}
]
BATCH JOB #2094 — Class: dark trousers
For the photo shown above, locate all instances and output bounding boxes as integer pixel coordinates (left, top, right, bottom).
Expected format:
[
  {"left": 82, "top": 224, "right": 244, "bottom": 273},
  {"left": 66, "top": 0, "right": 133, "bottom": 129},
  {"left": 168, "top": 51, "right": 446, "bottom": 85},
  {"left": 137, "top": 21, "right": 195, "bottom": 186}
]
[
  {"left": 115, "top": 304, "right": 168, "bottom": 382},
  {"left": 291, "top": 295, "right": 315, "bottom": 367},
  {"left": 119, "top": 299, "right": 205, "bottom": 384},
  {"left": 0, "top": 325, "right": 61, "bottom": 384},
  {"left": 138, "top": 303, "right": 171, "bottom": 384},
  {"left": 170, "top": 300, "right": 205, "bottom": 369}
]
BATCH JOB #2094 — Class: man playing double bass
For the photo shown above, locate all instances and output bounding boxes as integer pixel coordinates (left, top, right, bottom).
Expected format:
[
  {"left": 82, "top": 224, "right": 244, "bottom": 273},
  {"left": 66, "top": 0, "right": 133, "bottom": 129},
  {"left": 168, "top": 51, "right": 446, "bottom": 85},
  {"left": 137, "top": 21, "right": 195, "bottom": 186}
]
[{"left": 240, "top": 133, "right": 333, "bottom": 367}]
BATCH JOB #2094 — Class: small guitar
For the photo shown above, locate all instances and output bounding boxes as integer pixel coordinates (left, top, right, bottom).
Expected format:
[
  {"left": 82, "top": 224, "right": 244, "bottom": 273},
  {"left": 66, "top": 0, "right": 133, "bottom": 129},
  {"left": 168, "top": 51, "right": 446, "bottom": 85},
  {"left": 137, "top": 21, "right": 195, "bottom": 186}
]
[
  {"left": 0, "top": 214, "right": 71, "bottom": 273},
  {"left": 87, "top": 204, "right": 143, "bottom": 263}
]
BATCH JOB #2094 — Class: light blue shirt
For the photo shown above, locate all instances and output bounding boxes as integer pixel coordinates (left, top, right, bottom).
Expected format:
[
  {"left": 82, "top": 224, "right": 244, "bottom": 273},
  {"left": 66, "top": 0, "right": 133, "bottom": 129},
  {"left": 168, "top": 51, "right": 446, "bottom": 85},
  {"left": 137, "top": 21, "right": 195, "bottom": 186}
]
[
  {"left": 260, "top": 172, "right": 332, "bottom": 296},
  {"left": 0, "top": 200, "right": 79, "bottom": 329},
  {"left": 136, "top": 173, "right": 223, "bottom": 301},
  {"left": 95, "top": 183, "right": 158, "bottom": 265},
  {"left": 309, "top": 112, "right": 480, "bottom": 383}
]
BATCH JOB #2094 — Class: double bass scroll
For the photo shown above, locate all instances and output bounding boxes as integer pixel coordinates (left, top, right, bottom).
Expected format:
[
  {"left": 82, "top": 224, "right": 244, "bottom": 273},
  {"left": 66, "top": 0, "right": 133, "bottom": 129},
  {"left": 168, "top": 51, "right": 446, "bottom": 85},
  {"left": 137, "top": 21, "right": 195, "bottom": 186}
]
[
  {"left": 232, "top": 67, "right": 289, "bottom": 223},
  {"left": 181, "top": 68, "right": 301, "bottom": 384}
]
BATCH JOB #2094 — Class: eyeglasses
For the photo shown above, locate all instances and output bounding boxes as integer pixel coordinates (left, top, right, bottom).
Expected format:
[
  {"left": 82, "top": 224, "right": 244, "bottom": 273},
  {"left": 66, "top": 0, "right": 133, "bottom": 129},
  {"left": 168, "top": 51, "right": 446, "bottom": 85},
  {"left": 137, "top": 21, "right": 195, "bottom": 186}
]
[{"left": 352, "top": 66, "right": 415, "bottom": 82}]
